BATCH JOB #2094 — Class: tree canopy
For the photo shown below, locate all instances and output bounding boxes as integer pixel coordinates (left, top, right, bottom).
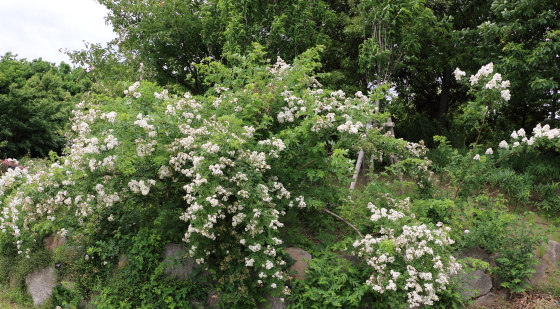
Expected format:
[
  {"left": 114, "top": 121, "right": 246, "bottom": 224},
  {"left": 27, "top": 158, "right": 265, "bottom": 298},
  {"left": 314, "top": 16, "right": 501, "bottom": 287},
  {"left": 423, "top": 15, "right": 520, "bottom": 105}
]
[
  {"left": 0, "top": 53, "right": 92, "bottom": 158},
  {"left": 76, "top": 0, "right": 560, "bottom": 147}
]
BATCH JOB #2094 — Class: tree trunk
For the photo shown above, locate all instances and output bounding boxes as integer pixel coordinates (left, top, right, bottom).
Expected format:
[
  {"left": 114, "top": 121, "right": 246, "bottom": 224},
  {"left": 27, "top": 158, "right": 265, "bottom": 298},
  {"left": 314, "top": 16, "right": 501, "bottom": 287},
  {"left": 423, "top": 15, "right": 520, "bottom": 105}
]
[{"left": 438, "top": 68, "right": 452, "bottom": 127}]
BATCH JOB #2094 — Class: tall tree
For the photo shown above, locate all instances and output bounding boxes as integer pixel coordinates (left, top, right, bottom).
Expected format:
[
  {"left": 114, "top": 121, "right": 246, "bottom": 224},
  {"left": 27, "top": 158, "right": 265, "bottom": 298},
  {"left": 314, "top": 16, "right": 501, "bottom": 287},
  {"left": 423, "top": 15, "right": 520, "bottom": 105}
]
[
  {"left": 348, "top": 0, "right": 436, "bottom": 92},
  {"left": 97, "top": 0, "right": 354, "bottom": 94}
]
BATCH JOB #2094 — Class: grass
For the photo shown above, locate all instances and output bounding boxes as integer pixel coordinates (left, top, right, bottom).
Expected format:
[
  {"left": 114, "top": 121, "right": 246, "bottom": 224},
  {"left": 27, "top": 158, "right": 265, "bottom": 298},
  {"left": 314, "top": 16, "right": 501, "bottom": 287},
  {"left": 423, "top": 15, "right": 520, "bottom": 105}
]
[{"left": 0, "top": 287, "right": 32, "bottom": 309}]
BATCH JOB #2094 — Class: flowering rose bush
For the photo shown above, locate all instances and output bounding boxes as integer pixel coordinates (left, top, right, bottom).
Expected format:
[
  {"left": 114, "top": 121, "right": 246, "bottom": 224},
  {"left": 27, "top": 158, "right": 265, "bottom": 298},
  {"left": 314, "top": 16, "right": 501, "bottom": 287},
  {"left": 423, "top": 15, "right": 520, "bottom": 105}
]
[
  {"left": 448, "top": 65, "right": 560, "bottom": 201},
  {"left": 1, "top": 46, "right": 435, "bottom": 304},
  {"left": 351, "top": 195, "right": 462, "bottom": 308},
  {"left": 428, "top": 63, "right": 556, "bottom": 293}
]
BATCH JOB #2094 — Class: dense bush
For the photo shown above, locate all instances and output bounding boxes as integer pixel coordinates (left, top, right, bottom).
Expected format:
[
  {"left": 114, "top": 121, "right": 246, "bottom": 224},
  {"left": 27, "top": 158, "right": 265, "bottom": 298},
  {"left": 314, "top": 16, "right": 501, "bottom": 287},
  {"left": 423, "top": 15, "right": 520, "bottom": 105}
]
[{"left": 1, "top": 46, "right": 439, "bottom": 307}]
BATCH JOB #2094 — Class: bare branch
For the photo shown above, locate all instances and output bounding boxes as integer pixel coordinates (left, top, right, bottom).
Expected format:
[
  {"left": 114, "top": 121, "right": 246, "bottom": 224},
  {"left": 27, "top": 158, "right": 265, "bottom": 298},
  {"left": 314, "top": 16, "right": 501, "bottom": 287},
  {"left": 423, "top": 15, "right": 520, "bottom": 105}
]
[{"left": 322, "top": 208, "right": 363, "bottom": 238}]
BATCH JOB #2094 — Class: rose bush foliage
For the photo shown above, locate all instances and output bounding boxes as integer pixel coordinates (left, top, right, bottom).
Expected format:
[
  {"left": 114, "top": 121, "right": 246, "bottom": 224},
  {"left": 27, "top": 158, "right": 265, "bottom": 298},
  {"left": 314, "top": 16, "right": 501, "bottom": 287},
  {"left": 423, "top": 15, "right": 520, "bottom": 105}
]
[{"left": 1, "top": 46, "right": 461, "bottom": 306}]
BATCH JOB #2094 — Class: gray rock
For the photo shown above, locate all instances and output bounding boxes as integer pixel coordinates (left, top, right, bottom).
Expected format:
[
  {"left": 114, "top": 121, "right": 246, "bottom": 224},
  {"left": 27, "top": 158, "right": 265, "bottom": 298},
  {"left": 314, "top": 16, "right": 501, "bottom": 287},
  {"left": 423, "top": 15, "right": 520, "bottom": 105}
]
[
  {"left": 458, "top": 269, "right": 493, "bottom": 299},
  {"left": 529, "top": 257, "right": 549, "bottom": 284},
  {"left": 163, "top": 244, "right": 197, "bottom": 280},
  {"left": 162, "top": 243, "right": 214, "bottom": 283},
  {"left": 458, "top": 246, "right": 490, "bottom": 265},
  {"left": 543, "top": 240, "right": 560, "bottom": 268},
  {"left": 25, "top": 266, "right": 56, "bottom": 307},
  {"left": 473, "top": 292, "right": 496, "bottom": 307},
  {"left": 285, "top": 247, "right": 312, "bottom": 281},
  {"left": 456, "top": 246, "right": 493, "bottom": 299}
]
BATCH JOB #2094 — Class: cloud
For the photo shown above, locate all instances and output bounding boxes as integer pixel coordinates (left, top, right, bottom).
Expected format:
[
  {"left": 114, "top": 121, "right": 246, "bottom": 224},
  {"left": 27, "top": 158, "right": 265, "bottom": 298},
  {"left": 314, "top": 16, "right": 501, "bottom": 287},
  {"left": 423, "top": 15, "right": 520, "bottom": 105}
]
[{"left": 0, "top": 0, "right": 115, "bottom": 65}]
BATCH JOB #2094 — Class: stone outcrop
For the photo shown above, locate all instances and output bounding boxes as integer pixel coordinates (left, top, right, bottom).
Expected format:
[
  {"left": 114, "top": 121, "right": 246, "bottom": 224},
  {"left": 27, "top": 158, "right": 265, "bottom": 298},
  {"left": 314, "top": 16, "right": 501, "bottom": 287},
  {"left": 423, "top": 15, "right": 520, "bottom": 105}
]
[
  {"left": 457, "top": 247, "right": 493, "bottom": 299},
  {"left": 24, "top": 237, "right": 560, "bottom": 308},
  {"left": 256, "top": 247, "right": 312, "bottom": 309},
  {"left": 459, "top": 269, "right": 493, "bottom": 299},
  {"left": 25, "top": 266, "right": 56, "bottom": 307},
  {"left": 459, "top": 240, "right": 560, "bottom": 307}
]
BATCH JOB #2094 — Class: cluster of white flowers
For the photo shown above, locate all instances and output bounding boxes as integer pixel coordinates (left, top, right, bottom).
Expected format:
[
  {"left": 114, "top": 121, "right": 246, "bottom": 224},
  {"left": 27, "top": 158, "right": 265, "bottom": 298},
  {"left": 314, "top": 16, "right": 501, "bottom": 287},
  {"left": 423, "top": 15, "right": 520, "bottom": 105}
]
[
  {"left": 353, "top": 197, "right": 461, "bottom": 307},
  {"left": 157, "top": 166, "right": 173, "bottom": 179},
  {"left": 268, "top": 56, "right": 291, "bottom": 77},
  {"left": 124, "top": 81, "right": 140, "bottom": 96},
  {"left": 532, "top": 124, "right": 560, "bottom": 140},
  {"left": 289, "top": 196, "right": 306, "bottom": 208},
  {"left": 278, "top": 84, "right": 376, "bottom": 135},
  {"left": 336, "top": 120, "right": 364, "bottom": 134},
  {"left": 453, "top": 68, "right": 466, "bottom": 81},
  {"left": 405, "top": 141, "right": 428, "bottom": 157},
  {"left": 498, "top": 140, "right": 509, "bottom": 148},
  {"left": 100, "top": 111, "right": 118, "bottom": 123},
  {"left": 135, "top": 138, "right": 157, "bottom": 157},
  {"left": 257, "top": 137, "right": 286, "bottom": 158},
  {"left": 201, "top": 141, "right": 220, "bottom": 154},
  {"left": 455, "top": 63, "right": 511, "bottom": 101},
  {"left": 103, "top": 135, "right": 119, "bottom": 150},
  {"left": 128, "top": 179, "right": 156, "bottom": 195},
  {"left": 496, "top": 125, "right": 557, "bottom": 151},
  {"left": 245, "top": 257, "right": 255, "bottom": 266},
  {"left": 469, "top": 63, "right": 494, "bottom": 85},
  {"left": 367, "top": 203, "right": 406, "bottom": 222},
  {"left": 154, "top": 89, "right": 169, "bottom": 100},
  {"left": 134, "top": 113, "right": 157, "bottom": 137}
]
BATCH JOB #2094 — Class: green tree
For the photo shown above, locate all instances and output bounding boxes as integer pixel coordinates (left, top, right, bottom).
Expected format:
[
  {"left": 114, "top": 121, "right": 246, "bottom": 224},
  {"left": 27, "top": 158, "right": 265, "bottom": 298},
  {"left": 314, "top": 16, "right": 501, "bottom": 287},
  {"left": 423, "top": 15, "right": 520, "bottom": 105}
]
[
  {"left": 0, "top": 53, "right": 91, "bottom": 158},
  {"left": 348, "top": 0, "right": 436, "bottom": 91},
  {"left": 477, "top": 0, "right": 560, "bottom": 129},
  {"left": 94, "top": 0, "right": 367, "bottom": 93}
]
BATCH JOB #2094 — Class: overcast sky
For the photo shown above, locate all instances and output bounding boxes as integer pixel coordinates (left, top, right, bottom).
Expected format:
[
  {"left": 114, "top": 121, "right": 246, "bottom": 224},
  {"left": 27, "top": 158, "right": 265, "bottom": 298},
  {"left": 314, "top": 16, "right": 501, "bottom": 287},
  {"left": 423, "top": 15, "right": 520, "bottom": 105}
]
[{"left": 0, "top": 0, "right": 116, "bottom": 65}]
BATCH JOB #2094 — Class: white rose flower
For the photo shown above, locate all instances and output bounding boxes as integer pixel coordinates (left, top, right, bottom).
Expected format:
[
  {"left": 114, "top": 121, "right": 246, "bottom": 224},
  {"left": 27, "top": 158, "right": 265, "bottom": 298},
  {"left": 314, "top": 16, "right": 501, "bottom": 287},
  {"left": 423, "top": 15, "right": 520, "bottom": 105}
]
[{"left": 499, "top": 140, "right": 509, "bottom": 149}]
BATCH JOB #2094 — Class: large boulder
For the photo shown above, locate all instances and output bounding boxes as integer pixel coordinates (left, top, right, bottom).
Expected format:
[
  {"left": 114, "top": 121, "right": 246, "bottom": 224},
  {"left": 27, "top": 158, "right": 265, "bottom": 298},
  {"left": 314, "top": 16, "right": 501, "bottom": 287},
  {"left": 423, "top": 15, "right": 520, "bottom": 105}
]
[
  {"left": 458, "top": 269, "right": 493, "bottom": 299},
  {"left": 284, "top": 247, "right": 312, "bottom": 281},
  {"left": 542, "top": 240, "right": 560, "bottom": 268},
  {"left": 528, "top": 240, "right": 560, "bottom": 285},
  {"left": 529, "top": 257, "right": 549, "bottom": 285},
  {"left": 163, "top": 244, "right": 196, "bottom": 280},
  {"left": 473, "top": 292, "right": 497, "bottom": 307},
  {"left": 456, "top": 247, "right": 493, "bottom": 299},
  {"left": 25, "top": 266, "right": 56, "bottom": 307}
]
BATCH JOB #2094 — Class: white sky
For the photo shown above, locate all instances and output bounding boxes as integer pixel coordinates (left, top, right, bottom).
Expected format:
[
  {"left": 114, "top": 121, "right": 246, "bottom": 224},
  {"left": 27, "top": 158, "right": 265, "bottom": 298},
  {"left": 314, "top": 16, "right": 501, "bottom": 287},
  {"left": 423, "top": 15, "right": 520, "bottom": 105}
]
[{"left": 0, "top": 0, "right": 116, "bottom": 65}]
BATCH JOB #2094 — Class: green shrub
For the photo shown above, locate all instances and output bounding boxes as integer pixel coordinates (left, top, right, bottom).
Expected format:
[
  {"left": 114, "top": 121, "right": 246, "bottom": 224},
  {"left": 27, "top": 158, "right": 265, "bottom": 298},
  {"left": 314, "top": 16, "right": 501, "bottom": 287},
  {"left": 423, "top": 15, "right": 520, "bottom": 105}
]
[{"left": 289, "top": 251, "right": 373, "bottom": 309}]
